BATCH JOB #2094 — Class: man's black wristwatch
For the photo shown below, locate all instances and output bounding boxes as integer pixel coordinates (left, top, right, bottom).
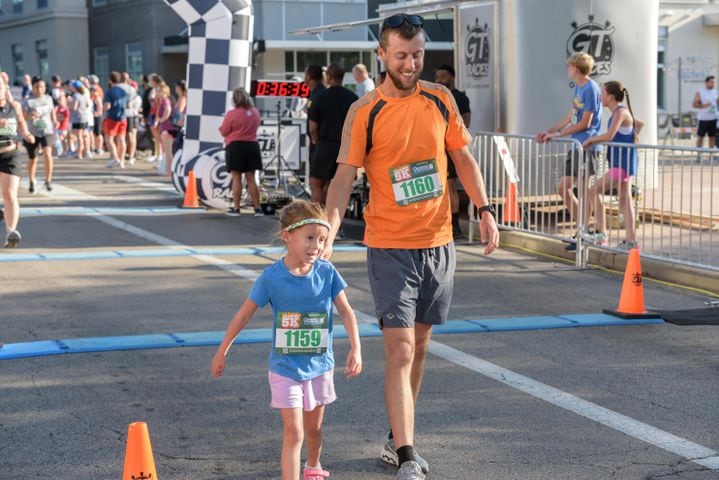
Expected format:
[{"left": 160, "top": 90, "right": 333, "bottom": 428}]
[{"left": 477, "top": 204, "right": 496, "bottom": 219}]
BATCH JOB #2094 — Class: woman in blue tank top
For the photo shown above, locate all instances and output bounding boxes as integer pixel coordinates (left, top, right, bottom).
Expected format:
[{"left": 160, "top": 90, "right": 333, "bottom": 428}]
[{"left": 582, "top": 81, "right": 644, "bottom": 250}]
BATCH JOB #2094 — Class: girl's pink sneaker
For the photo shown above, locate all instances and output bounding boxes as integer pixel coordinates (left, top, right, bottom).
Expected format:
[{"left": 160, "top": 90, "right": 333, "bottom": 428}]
[{"left": 303, "top": 467, "right": 330, "bottom": 480}]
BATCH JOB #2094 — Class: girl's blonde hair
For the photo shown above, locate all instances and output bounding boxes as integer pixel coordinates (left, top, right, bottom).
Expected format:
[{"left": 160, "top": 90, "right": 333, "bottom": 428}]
[
  {"left": 279, "top": 200, "right": 329, "bottom": 232},
  {"left": 567, "top": 52, "right": 595, "bottom": 76}
]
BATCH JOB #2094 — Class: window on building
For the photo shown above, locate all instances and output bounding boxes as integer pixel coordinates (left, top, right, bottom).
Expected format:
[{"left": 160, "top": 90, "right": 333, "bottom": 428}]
[
  {"left": 296, "top": 51, "right": 327, "bottom": 73},
  {"left": 37, "top": 0, "right": 48, "bottom": 8},
  {"left": 125, "top": 43, "right": 143, "bottom": 82},
  {"left": 92, "top": 0, "right": 107, "bottom": 6},
  {"left": 285, "top": 51, "right": 294, "bottom": 74},
  {"left": 11, "top": 44, "right": 23, "bottom": 81},
  {"left": 94, "top": 47, "right": 109, "bottom": 86},
  {"left": 329, "top": 51, "right": 360, "bottom": 71},
  {"left": 36, "top": 40, "right": 48, "bottom": 79},
  {"left": 12, "top": 0, "right": 23, "bottom": 14}
]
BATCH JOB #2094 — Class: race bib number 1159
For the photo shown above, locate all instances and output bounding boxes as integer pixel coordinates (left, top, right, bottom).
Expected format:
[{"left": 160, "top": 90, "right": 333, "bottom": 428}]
[{"left": 274, "top": 311, "right": 329, "bottom": 355}]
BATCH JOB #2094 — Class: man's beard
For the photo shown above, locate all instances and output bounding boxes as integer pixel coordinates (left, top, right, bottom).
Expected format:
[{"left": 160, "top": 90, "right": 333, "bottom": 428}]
[{"left": 386, "top": 68, "right": 421, "bottom": 91}]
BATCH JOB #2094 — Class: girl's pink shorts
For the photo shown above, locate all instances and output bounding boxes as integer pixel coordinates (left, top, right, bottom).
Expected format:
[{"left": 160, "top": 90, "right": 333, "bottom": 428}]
[
  {"left": 607, "top": 167, "right": 630, "bottom": 183},
  {"left": 268, "top": 370, "right": 336, "bottom": 411}
]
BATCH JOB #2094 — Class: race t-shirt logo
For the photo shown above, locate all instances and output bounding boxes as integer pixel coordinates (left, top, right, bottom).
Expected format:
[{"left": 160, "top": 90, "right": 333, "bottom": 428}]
[
  {"left": 567, "top": 15, "right": 614, "bottom": 77},
  {"left": 465, "top": 18, "right": 490, "bottom": 79}
]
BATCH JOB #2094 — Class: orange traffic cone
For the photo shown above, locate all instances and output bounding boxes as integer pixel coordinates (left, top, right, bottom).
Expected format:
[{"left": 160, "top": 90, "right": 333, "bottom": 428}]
[
  {"left": 603, "top": 248, "right": 660, "bottom": 319},
  {"left": 503, "top": 181, "right": 520, "bottom": 223},
  {"left": 122, "top": 422, "right": 158, "bottom": 480},
  {"left": 181, "top": 170, "right": 202, "bottom": 209}
]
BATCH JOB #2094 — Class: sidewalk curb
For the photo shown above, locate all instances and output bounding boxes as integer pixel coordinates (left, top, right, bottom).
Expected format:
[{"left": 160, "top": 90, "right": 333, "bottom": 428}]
[{"left": 495, "top": 230, "right": 719, "bottom": 295}]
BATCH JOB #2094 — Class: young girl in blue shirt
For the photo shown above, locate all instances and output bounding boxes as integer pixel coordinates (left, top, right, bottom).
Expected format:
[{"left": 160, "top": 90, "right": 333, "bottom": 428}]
[{"left": 211, "top": 200, "right": 362, "bottom": 480}]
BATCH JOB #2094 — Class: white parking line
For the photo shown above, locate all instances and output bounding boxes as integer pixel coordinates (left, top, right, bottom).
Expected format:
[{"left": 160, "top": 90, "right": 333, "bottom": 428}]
[
  {"left": 429, "top": 341, "right": 719, "bottom": 470},
  {"left": 78, "top": 184, "right": 719, "bottom": 472},
  {"left": 20, "top": 180, "right": 99, "bottom": 200}
]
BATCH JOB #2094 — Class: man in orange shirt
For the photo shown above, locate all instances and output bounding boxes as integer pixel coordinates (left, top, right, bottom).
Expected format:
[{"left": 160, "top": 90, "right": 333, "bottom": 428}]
[{"left": 321, "top": 13, "right": 499, "bottom": 480}]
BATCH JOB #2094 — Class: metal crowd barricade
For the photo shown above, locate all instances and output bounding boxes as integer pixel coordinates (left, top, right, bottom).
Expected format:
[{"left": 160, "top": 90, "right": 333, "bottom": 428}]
[
  {"left": 468, "top": 133, "right": 587, "bottom": 267},
  {"left": 588, "top": 141, "right": 718, "bottom": 271},
  {"left": 468, "top": 132, "right": 719, "bottom": 272}
]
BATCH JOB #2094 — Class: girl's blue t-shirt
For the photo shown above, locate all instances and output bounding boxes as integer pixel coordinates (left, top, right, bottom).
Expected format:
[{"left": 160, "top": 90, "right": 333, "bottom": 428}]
[{"left": 249, "top": 258, "right": 347, "bottom": 381}]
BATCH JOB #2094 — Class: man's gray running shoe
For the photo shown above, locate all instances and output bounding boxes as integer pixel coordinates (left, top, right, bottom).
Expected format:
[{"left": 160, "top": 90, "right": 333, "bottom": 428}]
[
  {"left": 396, "top": 461, "right": 425, "bottom": 480},
  {"left": 5, "top": 230, "right": 21, "bottom": 248},
  {"left": 381, "top": 434, "right": 429, "bottom": 474}
]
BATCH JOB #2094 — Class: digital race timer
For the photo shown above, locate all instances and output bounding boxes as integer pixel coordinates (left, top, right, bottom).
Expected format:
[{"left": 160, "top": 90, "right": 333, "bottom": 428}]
[{"left": 250, "top": 80, "right": 310, "bottom": 98}]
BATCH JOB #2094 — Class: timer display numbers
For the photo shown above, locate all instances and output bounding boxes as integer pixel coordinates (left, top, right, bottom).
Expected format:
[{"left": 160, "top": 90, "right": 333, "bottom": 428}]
[{"left": 250, "top": 80, "right": 310, "bottom": 98}]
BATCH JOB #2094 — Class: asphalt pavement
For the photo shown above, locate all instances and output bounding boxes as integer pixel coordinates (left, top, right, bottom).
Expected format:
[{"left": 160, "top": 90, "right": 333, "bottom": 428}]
[{"left": 1, "top": 153, "right": 718, "bottom": 480}]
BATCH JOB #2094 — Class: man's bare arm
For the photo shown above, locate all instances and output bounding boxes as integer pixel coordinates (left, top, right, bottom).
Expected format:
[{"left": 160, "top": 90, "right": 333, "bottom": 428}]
[{"left": 321, "top": 163, "right": 358, "bottom": 258}]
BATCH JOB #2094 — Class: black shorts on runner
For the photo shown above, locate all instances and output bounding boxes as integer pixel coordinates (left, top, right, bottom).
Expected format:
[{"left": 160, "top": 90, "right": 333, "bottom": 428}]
[
  {"left": 367, "top": 243, "right": 456, "bottom": 328},
  {"left": 72, "top": 122, "right": 88, "bottom": 130},
  {"left": 697, "top": 120, "right": 717, "bottom": 138},
  {"left": 93, "top": 119, "right": 102, "bottom": 136},
  {"left": 23, "top": 135, "right": 54, "bottom": 158},
  {"left": 564, "top": 149, "right": 597, "bottom": 177},
  {"left": 310, "top": 142, "right": 340, "bottom": 181},
  {"left": 127, "top": 116, "right": 137, "bottom": 131},
  {"left": 0, "top": 149, "right": 21, "bottom": 177},
  {"left": 225, "top": 140, "right": 263, "bottom": 173}
]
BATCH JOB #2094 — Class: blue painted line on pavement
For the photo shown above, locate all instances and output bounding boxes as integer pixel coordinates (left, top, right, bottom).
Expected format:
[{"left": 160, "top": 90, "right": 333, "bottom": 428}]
[
  {"left": 0, "top": 314, "right": 664, "bottom": 361},
  {"left": 0, "top": 245, "right": 368, "bottom": 263},
  {"left": 20, "top": 207, "right": 202, "bottom": 217}
]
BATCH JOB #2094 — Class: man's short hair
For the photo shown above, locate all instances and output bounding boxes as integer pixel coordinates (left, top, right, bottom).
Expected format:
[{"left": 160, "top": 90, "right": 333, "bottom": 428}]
[
  {"left": 437, "top": 64, "right": 455, "bottom": 77},
  {"left": 109, "top": 71, "right": 121, "bottom": 84},
  {"left": 51, "top": 75, "right": 61, "bottom": 83},
  {"left": 567, "top": 52, "right": 595, "bottom": 76},
  {"left": 326, "top": 62, "right": 345, "bottom": 82},
  {"left": 380, "top": 18, "right": 423, "bottom": 49},
  {"left": 352, "top": 64, "right": 368, "bottom": 74},
  {"left": 706, "top": 75, "right": 715, "bottom": 83},
  {"left": 305, "top": 64, "right": 324, "bottom": 82}
]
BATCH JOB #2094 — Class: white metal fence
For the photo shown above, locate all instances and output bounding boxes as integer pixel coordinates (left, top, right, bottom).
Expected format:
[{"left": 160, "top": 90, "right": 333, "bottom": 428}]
[{"left": 468, "top": 133, "right": 719, "bottom": 272}]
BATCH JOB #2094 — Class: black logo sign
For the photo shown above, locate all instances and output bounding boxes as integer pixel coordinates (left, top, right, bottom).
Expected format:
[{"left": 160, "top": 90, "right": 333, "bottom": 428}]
[
  {"left": 567, "top": 15, "right": 614, "bottom": 77},
  {"left": 632, "top": 273, "right": 642, "bottom": 286},
  {"left": 465, "top": 18, "right": 490, "bottom": 79}
]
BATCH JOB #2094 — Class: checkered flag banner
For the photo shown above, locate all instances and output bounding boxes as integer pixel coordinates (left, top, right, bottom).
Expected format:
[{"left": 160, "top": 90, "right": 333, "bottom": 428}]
[{"left": 164, "top": 0, "right": 253, "bottom": 163}]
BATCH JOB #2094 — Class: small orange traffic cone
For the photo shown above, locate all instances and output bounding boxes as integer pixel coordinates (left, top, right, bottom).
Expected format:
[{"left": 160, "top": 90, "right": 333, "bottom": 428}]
[
  {"left": 122, "top": 422, "right": 158, "bottom": 480},
  {"left": 181, "top": 170, "right": 202, "bottom": 209},
  {"left": 503, "top": 181, "right": 520, "bottom": 223},
  {"left": 603, "top": 248, "right": 660, "bottom": 319}
]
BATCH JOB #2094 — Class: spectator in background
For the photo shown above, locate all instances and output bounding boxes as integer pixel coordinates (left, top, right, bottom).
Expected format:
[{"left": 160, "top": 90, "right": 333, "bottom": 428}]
[
  {"left": 54, "top": 94, "right": 70, "bottom": 156},
  {"left": 50, "top": 75, "right": 64, "bottom": 105},
  {"left": 435, "top": 64, "right": 471, "bottom": 239},
  {"left": 22, "top": 77, "right": 57, "bottom": 193},
  {"left": 219, "top": 87, "right": 264, "bottom": 217},
  {"left": 88, "top": 75, "right": 105, "bottom": 155},
  {"left": 69, "top": 80, "right": 91, "bottom": 160},
  {"left": 352, "top": 63, "right": 375, "bottom": 97},
  {"left": 158, "top": 80, "right": 187, "bottom": 176},
  {"left": 20, "top": 74, "right": 32, "bottom": 100},
  {"left": 536, "top": 52, "right": 602, "bottom": 251},
  {"left": 103, "top": 71, "right": 129, "bottom": 169},
  {"left": 693, "top": 75, "right": 717, "bottom": 149},
  {"left": 308, "top": 62, "right": 358, "bottom": 205},
  {"left": 120, "top": 73, "right": 141, "bottom": 165},
  {"left": 148, "top": 74, "right": 166, "bottom": 163},
  {"left": 304, "top": 65, "right": 326, "bottom": 162},
  {"left": 375, "top": 70, "right": 387, "bottom": 87}
]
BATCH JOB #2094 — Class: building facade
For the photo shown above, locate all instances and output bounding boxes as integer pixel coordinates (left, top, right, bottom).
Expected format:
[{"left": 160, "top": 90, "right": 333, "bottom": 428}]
[
  {"left": 88, "top": 0, "right": 186, "bottom": 86},
  {"left": 0, "top": 0, "right": 89, "bottom": 84}
]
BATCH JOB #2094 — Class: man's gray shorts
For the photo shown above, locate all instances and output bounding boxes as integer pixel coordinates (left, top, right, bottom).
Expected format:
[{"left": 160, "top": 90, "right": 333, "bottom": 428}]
[{"left": 367, "top": 243, "right": 456, "bottom": 328}]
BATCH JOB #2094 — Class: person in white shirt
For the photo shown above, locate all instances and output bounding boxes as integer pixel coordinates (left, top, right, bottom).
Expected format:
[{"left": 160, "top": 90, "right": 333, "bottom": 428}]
[
  {"left": 693, "top": 75, "right": 718, "bottom": 148},
  {"left": 352, "top": 64, "right": 375, "bottom": 97}
]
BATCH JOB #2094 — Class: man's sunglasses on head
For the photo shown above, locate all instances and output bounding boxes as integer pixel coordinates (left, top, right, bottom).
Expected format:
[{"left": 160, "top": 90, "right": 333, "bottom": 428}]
[{"left": 382, "top": 14, "right": 424, "bottom": 31}]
